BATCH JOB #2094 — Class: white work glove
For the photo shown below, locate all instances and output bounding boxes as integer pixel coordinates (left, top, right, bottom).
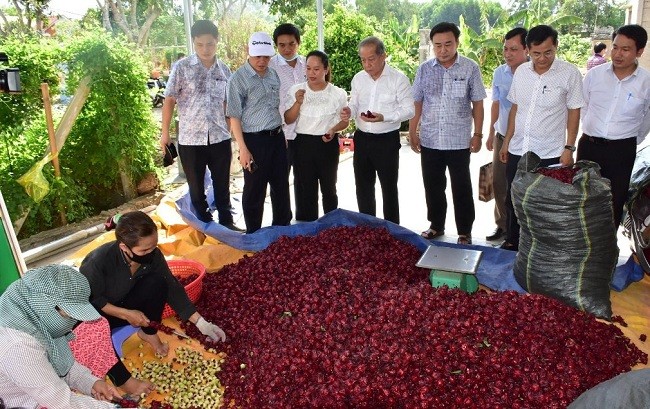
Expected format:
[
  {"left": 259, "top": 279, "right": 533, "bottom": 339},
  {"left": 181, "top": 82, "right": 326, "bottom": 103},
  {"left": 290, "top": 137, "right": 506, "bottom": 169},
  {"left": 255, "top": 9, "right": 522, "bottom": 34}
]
[{"left": 196, "top": 317, "right": 226, "bottom": 342}]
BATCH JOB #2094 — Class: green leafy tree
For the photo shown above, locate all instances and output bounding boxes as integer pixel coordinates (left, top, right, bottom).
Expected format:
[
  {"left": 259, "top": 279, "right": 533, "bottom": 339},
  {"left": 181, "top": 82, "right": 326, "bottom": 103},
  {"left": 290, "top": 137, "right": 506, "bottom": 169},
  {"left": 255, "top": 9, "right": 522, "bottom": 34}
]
[
  {"left": 420, "top": 0, "right": 504, "bottom": 34},
  {"left": 557, "top": 32, "right": 591, "bottom": 66},
  {"left": 380, "top": 15, "right": 420, "bottom": 81},
  {"left": 0, "top": 0, "right": 51, "bottom": 36},
  {"left": 99, "top": 0, "right": 173, "bottom": 47},
  {"left": 0, "top": 36, "right": 61, "bottom": 129},
  {"left": 0, "top": 117, "right": 92, "bottom": 238},
  {"left": 457, "top": 9, "right": 504, "bottom": 84},
  {"left": 357, "top": 0, "right": 421, "bottom": 27},
  {"left": 559, "top": 0, "right": 624, "bottom": 33},
  {"left": 505, "top": 0, "right": 582, "bottom": 29},
  {"left": 217, "top": 12, "right": 273, "bottom": 70},
  {"left": 259, "top": 0, "right": 313, "bottom": 16},
  {"left": 301, "top": 4, "right": 376, "bottom": 91},
  {"left": 64, "top": 31, "right": 159, "bottom": 208}
]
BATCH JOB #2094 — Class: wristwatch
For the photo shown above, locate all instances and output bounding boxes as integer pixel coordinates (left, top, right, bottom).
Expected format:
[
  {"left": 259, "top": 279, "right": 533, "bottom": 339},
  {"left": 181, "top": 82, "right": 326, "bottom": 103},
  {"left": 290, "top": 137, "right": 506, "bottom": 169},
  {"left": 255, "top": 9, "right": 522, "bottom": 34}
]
[{"left": 564, "top": 145, "right": 576, "bottom": 152}]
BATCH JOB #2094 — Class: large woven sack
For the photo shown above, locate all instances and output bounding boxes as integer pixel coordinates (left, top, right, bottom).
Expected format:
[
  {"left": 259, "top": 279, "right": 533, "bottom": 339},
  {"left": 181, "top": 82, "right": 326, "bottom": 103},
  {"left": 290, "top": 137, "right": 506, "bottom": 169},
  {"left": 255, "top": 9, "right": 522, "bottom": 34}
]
[{"left": 511, "top": 152, "right": 618, "bottom": 319}]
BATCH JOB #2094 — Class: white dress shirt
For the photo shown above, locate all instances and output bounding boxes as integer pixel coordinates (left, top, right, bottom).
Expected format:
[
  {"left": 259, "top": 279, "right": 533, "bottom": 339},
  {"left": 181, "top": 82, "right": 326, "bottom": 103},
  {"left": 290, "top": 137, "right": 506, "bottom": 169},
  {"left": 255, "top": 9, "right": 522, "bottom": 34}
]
[
  {"left": 286, "top": 82, "right": 348, "bottom": 135},
  {"left": 0, "top": 327, "right": 114, "bottom": 409},
  {"left": 582, "top": 62, "right": 650, "bottom": 143},
  {"left": 269, "top": 54, "right": 307, "bottom": 140},
  {"left": 349, "top": 63, "right": 415, "bottom": 134},
  {"left": 507, "top": 58, "right": 584, "bottom": 158}
]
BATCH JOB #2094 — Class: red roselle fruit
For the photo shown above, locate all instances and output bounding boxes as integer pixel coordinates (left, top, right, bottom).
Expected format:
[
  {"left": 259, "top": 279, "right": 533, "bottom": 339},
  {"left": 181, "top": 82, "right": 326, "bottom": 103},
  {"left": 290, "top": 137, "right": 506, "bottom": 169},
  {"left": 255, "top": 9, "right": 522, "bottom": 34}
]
[
  {"left": 181, "top": 226, "right": 646, "bottom": 408},
  {"left": 360, "top": 110, "right": 376, "bottom": 119},
  {"left": 177, "top": 273, "right": 199, "bottom": 287},
  {"left": 536, "top": 166, "right": 578, "bottom": 184},
  {"left": 114, "top": 398, "right": 138, "bottom": 408},
  {"left": 148, "top": 321, "right": 174, "bottom": 335}
]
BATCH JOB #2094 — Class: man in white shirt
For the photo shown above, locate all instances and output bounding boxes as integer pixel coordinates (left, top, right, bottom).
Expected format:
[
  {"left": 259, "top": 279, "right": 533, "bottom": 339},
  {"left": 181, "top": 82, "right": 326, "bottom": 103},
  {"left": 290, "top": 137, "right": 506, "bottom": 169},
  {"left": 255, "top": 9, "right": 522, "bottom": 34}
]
[
  {"left": 269, "top": 23, "right": 307, "bottom": 219},
  {"left": 579, "top": 24, "right": 650, "bottom": 228},
  {"left": 499, "top": 25, "right": 584, "bottom": 251},
  {"left": 485, "top": 27, "right": 528, "bottom": 242},
  {"left": 341, "top": 36, "right": 414, "bottom": 224}
]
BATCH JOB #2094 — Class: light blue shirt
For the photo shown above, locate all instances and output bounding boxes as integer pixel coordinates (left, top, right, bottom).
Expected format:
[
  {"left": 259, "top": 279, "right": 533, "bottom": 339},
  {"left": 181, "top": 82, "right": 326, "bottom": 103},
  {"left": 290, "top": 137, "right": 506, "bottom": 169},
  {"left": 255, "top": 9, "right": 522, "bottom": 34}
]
[
  {"left": 226, "top": 62, "right": 283, "bottom": 133},
  {"left": 164, "top": 54, "right": 231, "bottom": 145},
  {"left": 491, "top": 63, "right": 513, "bottom": 136},
  {"left": 412, "top": 54, "right": 486, "bottom": 150}
]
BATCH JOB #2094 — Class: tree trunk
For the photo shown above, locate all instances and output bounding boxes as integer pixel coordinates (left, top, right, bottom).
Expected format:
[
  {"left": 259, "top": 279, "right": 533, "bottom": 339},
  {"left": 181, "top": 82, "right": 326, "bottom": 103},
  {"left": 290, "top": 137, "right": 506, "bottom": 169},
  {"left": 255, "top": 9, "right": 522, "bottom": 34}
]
[
  {"left": 117, "top": 158, "right": 136, "bottom": 200},
  {"left": 97, "top": 0, "right": 112, "bottom": 31}
]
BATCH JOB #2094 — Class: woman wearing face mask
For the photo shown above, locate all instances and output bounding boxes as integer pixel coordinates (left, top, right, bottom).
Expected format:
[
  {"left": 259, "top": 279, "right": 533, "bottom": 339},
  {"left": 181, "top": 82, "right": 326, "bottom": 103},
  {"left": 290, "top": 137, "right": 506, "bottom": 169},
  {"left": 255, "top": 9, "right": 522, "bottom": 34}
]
[
  {"left": 80, "top": 211, "right": 226, "bottom": 396},
  {"left": 284, "top": 50, "right": 349, "bottom": 221},
  {"left": 0, "top": 265, "right": 122, "bottom": 408}
]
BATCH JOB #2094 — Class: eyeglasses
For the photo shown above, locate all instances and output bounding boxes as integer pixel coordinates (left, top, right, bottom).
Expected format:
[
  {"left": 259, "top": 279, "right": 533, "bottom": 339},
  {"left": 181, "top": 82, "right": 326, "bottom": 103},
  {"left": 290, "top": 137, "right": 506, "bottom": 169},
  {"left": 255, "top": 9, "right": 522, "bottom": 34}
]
[{"left": 530, "top": 50, "right": 555, "bottom": 59}]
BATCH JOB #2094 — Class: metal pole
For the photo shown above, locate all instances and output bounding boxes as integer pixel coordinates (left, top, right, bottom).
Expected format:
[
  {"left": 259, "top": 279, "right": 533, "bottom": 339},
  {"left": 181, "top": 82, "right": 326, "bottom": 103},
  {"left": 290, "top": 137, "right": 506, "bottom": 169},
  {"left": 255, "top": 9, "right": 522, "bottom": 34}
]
[
  {"left": 317, "top": 0, "right": 324, "bottom": 51},
  {"left": 183, "top": 0, "right": 194, "bottom": 55}
]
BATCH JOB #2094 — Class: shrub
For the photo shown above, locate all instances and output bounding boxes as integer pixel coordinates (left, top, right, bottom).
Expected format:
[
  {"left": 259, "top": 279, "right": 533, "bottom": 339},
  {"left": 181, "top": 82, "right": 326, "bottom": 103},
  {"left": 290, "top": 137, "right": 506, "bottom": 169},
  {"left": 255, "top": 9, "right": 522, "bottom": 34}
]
[
  {"left": 0, "top": 116, "right": 92, "bottom": 238},
  {"left": 64, "top": 31, "right": 160, "bottom": 210},
  {"left": 0, "top": 36, "right": 62, "bottom": 129},
  {"left": 302, "top": 5, "right": 377, "bottom": 91}
]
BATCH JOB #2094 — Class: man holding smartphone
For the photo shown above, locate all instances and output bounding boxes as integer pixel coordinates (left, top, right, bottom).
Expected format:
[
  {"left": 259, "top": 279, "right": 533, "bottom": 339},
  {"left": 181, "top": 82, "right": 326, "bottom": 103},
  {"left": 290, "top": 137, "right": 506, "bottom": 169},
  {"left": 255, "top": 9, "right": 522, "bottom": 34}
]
[{"left": 227, "top": 32, "right": 292, "bottom": 233}]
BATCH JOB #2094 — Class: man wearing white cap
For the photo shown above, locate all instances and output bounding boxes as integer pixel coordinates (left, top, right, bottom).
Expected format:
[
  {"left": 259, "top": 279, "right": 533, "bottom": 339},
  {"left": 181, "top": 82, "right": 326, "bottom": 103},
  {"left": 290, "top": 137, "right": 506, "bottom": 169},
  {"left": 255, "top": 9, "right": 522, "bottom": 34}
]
[{"left": 227, "top": 32, "right": 292, "bottom": 233}]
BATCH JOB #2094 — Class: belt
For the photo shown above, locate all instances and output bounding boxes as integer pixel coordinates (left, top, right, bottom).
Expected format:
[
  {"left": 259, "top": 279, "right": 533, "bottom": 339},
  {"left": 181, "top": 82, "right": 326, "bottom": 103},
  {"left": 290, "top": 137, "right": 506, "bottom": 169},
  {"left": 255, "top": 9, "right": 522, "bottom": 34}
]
[
  {"left": 496, "top": 132, "right": 505, "bottom": 141},
  {"left": 246, "top": 126, "right": 283, "bottom": 137},
  {"left": 583, "top": 133, "right": 635, "bottom": 145},
  {"left": 355, "top": 129, "right": 399, "bottom": 137}
]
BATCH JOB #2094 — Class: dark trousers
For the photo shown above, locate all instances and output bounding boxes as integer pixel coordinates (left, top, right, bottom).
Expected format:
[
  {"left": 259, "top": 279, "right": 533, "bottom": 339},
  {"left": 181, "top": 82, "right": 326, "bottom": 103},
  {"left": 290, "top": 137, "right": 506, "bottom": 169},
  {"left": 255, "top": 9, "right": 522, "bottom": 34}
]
[
  {"left": 287, "top": 138, "right": 301, "bottom": 219},
  {"left": 420, "top": 147, "right": 474, "bottom": 235},
  {"left": 178, "top": 140, "right": 233, "bottom": 224},
  {"left": 492, "top": 134, "right": 508, "bottom": 231},
  {"left": 577, "top": 134, "right": 637, "bottom": 227},
  {"left": 505, "top": 153, "right": 560, "bottom": 245},
  {"left": 353, "top": 129, "right": 401, "bottom": 224},
  {"left": 242, "top": 130, "right": 292, "bottom": 233},
  {"left": 105, "top": 273, "right": 168, "bottom": 386},
  {"left": 294, "top": 133, "right": 339, "bottom": 221}
]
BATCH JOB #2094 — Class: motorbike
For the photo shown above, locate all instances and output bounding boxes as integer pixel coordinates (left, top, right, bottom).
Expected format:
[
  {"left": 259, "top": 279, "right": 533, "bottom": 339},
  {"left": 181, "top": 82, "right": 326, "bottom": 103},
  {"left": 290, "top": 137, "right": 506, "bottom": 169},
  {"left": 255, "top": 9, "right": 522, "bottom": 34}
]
[{"left": 147, "top": 77, "right": 166, "bottom": 108}]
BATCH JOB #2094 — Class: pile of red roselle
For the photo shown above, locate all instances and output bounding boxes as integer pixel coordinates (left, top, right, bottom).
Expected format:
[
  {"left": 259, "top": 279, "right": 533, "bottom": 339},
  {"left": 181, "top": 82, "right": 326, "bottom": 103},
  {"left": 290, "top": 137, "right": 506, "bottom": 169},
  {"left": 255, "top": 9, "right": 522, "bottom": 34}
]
[
  {"left": 536, "top": 166, "right": 578, "bottom": 184},
  {"left": 179, "top": 226, "right": 646, "bottom": 408}
]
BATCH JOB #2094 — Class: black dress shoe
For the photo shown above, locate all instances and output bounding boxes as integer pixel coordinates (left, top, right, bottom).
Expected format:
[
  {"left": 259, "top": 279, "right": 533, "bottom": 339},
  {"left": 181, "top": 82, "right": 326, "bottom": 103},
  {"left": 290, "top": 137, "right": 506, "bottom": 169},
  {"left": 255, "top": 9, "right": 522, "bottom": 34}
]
[
  {"left": 486, "top": 227, "right": 506, "bottom": 241},
  {"left": 221, "top": 222, "right": 245, "bottom": 233},
  {"left": 499, "top": 241, "right": 518, "bottom": 251}
]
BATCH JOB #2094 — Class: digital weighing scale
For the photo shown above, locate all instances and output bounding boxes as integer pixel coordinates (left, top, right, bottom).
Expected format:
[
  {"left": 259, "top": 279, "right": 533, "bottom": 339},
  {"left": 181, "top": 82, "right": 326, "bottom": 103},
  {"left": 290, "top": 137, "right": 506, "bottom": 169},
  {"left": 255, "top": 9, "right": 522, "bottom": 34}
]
[{"left": 416, "top": 245, "right": 483, "bottom": 293}]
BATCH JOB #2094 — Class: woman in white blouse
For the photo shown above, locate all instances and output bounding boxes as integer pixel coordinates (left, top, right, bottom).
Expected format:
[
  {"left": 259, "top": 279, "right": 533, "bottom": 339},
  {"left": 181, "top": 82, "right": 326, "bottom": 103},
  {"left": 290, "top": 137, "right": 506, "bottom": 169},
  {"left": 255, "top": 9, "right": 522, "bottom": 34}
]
[{"left": 284, "top": 50, "right": 349, "bottom": 221}]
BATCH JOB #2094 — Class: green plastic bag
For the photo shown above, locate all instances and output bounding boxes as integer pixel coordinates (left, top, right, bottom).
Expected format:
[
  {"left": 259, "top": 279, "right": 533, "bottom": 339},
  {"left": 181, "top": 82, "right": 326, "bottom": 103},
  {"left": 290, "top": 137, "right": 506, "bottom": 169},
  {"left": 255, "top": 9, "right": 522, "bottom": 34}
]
[{"left": 17, "top": 153, "right": 55, "bottom": 203}]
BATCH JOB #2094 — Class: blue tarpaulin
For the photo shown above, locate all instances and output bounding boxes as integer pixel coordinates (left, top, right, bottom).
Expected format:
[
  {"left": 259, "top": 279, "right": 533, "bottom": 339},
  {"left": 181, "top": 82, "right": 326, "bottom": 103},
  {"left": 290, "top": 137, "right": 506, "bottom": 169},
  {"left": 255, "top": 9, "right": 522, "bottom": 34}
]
[{"left": 175, "top": 187, "right": 635, "bottom": 293}]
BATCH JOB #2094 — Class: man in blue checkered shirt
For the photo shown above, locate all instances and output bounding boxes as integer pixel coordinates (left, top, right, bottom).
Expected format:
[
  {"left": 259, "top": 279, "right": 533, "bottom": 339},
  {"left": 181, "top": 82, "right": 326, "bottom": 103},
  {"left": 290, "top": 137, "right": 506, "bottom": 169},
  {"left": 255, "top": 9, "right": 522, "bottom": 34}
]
[{"left": 409, "top": 22, "right": 486, "bottom": 245}]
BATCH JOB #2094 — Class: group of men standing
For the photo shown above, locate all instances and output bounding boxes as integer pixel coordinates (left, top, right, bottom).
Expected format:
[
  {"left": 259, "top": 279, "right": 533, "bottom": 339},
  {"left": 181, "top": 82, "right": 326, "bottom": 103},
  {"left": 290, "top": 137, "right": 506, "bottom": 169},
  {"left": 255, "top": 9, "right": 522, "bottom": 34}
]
[
  {"left": 487, "top": 23, "right": 650, "bottom": 251},
  {"left": 160, "top": 19, "right": 650, "bottom": 249}
]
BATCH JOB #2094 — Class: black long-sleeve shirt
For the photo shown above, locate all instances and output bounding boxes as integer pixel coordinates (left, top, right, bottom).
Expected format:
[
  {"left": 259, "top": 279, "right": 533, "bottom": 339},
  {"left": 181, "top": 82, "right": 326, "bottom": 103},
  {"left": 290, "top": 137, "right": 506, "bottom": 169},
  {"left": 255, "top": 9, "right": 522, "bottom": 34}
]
[{"left": 79, "top": 241, "right": 196, "bottom": 321}]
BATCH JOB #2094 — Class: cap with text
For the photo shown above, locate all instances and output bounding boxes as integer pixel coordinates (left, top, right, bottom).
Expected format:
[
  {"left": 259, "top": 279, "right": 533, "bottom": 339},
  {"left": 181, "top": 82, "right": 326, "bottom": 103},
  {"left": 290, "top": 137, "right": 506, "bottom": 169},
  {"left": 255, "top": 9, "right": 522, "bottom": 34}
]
[{"left": 248, "top": 32, "right": 275, "bottom": 57}]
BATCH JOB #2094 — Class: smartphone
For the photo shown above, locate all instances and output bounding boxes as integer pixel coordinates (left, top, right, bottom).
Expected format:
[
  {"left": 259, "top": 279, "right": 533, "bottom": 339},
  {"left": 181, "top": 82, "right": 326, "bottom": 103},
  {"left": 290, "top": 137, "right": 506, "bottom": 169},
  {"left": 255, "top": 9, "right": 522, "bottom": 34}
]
[{"left": 249, "top": 160, "right": 258, "bottom": 173}]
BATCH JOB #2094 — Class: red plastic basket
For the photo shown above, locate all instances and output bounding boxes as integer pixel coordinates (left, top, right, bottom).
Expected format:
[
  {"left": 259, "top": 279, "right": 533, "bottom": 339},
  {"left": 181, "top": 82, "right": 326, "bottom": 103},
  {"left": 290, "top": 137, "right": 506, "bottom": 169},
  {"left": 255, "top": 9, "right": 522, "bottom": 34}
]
[{"left": 162, "top": 259, "right": 206, "bottom": 318}]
